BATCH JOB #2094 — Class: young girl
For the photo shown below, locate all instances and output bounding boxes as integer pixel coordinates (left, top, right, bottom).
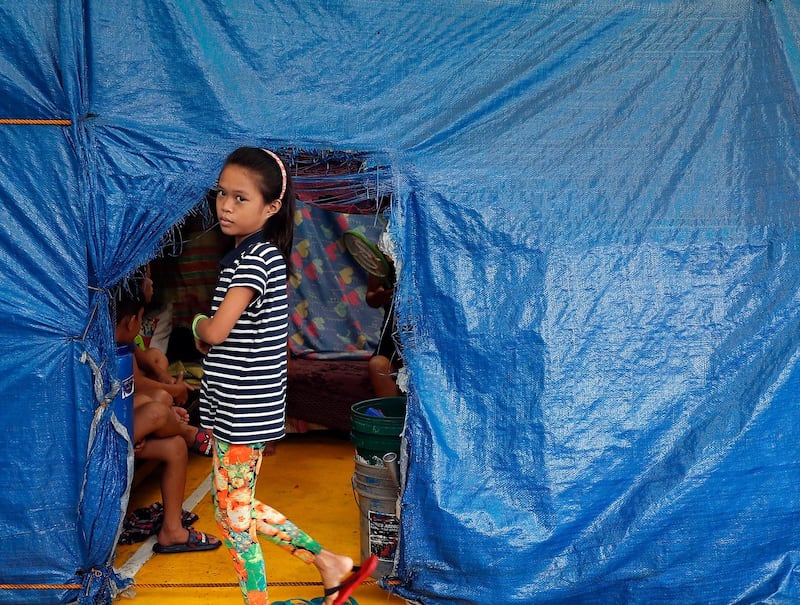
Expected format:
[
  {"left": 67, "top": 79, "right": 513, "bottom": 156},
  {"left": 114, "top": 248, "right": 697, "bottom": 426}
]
[{"left": 192, "top": 147, "right": 376, "bottom": 605}]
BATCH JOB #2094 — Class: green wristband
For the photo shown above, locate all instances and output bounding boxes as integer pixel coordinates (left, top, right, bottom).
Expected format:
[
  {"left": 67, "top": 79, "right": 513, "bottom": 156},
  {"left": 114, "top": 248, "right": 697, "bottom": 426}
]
[{"left": 192, "top": 314, "right": 208, "bottom": 340}]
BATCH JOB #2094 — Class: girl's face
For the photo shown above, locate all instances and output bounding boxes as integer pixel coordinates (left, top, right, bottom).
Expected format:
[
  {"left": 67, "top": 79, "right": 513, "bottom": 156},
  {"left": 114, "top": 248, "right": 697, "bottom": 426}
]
[{"left": 216, "top": 164, "right": 280, "bottom": 246}]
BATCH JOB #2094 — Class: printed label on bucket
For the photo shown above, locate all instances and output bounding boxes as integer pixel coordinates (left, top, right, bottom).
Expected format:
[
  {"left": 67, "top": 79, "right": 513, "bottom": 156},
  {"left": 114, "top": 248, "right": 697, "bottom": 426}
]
[{"left": 368, "top": 509, "right": 399, "bottom": 562}]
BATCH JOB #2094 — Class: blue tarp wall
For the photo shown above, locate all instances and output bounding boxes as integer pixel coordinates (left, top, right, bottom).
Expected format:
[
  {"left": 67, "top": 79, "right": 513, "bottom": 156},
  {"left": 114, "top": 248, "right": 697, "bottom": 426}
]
[{"left": 0, "top": 2, "right": 799, "bottom": 603}]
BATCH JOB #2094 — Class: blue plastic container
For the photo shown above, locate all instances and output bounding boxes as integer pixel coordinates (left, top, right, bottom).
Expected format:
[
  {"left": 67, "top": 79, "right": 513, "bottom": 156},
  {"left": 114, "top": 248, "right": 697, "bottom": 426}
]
[{"left": 113, "top": 344, "right": 135, "bottom": 440}]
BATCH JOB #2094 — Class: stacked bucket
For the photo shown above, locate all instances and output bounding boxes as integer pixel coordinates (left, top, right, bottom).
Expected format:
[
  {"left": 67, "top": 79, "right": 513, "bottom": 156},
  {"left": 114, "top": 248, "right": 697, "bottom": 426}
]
[{"left": 350, "top": 396, "right": 406, "bottom": 579}]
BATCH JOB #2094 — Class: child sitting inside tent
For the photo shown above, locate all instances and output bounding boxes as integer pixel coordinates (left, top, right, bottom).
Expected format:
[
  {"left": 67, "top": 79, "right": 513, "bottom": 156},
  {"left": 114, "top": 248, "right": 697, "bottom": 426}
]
[
  {"left": 133, "top": 264, "right": 198, "bottom": 401},
  {"left": 129, "top": 263, "right": 212, "bottom": 455},
  {"left": 365, "top": 263, "right": 403, "bottom": 398},
  {"left": 112, "top": 281, "right": 221, "bottom": 554}
]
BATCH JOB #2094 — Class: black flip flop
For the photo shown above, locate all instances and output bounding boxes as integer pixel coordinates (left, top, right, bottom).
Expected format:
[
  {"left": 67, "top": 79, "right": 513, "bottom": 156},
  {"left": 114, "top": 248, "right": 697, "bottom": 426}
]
[{"left": 152, "top": 527, "right": 221, "bottom": 554}]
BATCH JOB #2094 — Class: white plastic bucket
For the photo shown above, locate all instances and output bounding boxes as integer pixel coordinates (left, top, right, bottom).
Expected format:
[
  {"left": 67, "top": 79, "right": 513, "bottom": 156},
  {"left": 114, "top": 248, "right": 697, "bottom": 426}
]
[{"left": 352, "top": 457, "right": 400, "bottom": 579}]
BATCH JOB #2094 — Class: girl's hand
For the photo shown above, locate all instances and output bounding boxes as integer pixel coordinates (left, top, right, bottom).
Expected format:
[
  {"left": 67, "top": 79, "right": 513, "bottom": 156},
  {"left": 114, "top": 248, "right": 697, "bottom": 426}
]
[
  {"left": 192, "top": 312, "right": 213, "bottom": 355},
  {"left": 165, "top": 372, "right": 195, "bottom": 406},
  {"left": 195, "top": 338, "right": 211, "bottom": 355}
]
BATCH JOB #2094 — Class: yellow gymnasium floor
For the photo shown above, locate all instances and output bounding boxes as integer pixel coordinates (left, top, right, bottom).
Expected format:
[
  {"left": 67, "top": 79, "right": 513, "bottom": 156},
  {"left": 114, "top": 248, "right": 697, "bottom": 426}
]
[{"left": 114, "top": 432, "right": 407, "bottom": 605}]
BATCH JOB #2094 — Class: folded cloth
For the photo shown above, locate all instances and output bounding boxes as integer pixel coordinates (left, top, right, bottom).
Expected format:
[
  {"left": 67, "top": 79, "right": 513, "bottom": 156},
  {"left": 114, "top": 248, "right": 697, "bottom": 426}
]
[{"left": 118, "top": 502, "right": 199, "bottom": 545}]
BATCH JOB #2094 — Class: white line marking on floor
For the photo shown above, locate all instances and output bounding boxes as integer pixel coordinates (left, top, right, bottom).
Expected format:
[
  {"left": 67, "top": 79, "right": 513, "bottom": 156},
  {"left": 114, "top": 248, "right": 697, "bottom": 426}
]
[{"left": 118, "top": 472, "right": 213, "bottom": 578}]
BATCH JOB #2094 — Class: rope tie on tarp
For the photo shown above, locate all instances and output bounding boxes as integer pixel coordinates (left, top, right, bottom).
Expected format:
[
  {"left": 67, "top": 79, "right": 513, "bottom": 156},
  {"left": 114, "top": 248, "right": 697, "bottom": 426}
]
[
  {"left": 0, "top": 580, "right": 385, "bottom": 589},
  {"left": 80, "top": 347, "right": 116, "bottom": 408},
  {"left": 80, "top": 286, "right": 117, "bottom": 407},
  {"left": 0, "top": 118, "right": 72, "bottom": 125}
]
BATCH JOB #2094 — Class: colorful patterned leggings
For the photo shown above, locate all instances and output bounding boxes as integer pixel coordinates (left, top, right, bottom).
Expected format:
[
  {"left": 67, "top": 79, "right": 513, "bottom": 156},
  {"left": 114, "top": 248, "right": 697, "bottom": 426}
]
[{"left": 212, "top": 439, "right": 323, "bottom": 605}]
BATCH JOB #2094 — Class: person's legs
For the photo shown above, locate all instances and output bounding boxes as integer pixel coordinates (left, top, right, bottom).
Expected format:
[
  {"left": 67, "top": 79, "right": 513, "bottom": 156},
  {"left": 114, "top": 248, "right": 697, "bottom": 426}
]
[
  {"left": 212, "top": 439, "right": 268, "bottom": 604},
  {"left": 137, "top": 434, "right": 219, "bottom": 549},
  {"left": 252, "top": 500, "right": 356, "bottom": 605},
  {"left": 133, "top": 394, "right": 205, "bottom": 451},
  {"left": 140, "top": 385, "right": 173, "bottom": 408},
  {"left": 369, "top": 354, "right": 400, "bottom": 398},
  {"left": 212, "top": 440, "right": 355, "bottom": 605},
  {"left": 133, "top": 396, "right": 171, "bottom": 442}
]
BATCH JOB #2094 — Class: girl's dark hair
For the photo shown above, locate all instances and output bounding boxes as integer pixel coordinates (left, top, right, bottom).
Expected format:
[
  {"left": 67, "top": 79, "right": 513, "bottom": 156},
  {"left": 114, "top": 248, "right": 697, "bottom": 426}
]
[{"left": 222, "top": 147, "right": 296, "bottom": 276}]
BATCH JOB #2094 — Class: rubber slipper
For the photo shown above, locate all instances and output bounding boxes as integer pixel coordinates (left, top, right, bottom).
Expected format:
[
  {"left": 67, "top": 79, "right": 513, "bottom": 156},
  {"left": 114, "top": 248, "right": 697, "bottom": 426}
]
[
  {"left": 189, "top": 428, "right": 213, "bottom": 456},
  {"left": 152, "top": 527, "right": 221, "bottom": 554},
  {"left": 324, "top": 554, "right": 377, "bottom": 605}
]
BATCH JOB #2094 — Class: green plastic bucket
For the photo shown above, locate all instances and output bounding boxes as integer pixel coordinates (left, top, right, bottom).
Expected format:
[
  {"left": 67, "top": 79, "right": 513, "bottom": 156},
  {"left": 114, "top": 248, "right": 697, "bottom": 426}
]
[
  {"left": 350, "top": 432, "right": 401, "bottom": 462},
  {"left": 350, "top": 396, "right": 406, "bottom": 460}
]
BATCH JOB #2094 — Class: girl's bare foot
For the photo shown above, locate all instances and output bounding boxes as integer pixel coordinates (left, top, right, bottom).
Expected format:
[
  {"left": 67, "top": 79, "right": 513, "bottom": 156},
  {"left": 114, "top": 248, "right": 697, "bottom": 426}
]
[{"left": 313, "top": 549, "right": 354, "bottom": 605}]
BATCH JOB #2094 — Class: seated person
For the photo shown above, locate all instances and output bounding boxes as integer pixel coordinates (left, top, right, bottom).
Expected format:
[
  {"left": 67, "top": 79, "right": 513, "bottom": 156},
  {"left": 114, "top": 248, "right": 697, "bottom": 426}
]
[
  {"left": 133, "top": 263, "right": 195, "bottom": 407},
  {"left": 113, "top": 283, "right": 220, "bottom": 553},
  {"left": 365, "top": 272, "right": 403, "bottom": 398},
  {"left": 115, "top": 276, "right": 213, "bottom": 456}
]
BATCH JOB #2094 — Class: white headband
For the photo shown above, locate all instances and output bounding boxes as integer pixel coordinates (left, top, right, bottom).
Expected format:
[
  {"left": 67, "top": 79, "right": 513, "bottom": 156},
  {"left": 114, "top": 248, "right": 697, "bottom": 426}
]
[{"left": 260, "top": 148, "right": 287, "bottom": 200}]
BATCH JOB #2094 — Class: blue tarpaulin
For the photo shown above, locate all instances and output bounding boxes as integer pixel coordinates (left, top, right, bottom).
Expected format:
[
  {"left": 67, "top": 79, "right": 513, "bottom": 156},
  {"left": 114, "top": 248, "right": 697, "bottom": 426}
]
[{"left": 1, "top": 2, "right": 799, "bottom": 603}]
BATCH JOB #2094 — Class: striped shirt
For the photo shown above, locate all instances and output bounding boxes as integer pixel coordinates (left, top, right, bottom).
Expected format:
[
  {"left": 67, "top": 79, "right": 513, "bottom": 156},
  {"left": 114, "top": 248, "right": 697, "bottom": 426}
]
[{"left": 200, "top": 232, "right": 288, "bottom": 444}]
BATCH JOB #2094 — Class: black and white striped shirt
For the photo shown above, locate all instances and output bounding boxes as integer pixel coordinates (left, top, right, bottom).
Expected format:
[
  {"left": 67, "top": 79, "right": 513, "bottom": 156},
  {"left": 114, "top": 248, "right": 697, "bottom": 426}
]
[{"left": 200, "top": 232, "right": 288, "bottom": 444}]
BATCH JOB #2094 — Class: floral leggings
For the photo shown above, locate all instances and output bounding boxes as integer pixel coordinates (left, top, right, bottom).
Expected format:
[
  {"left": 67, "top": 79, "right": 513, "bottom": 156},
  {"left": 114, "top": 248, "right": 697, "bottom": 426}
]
[{"left": 212, "top": 439, "right": 323, "bottom": 605}]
